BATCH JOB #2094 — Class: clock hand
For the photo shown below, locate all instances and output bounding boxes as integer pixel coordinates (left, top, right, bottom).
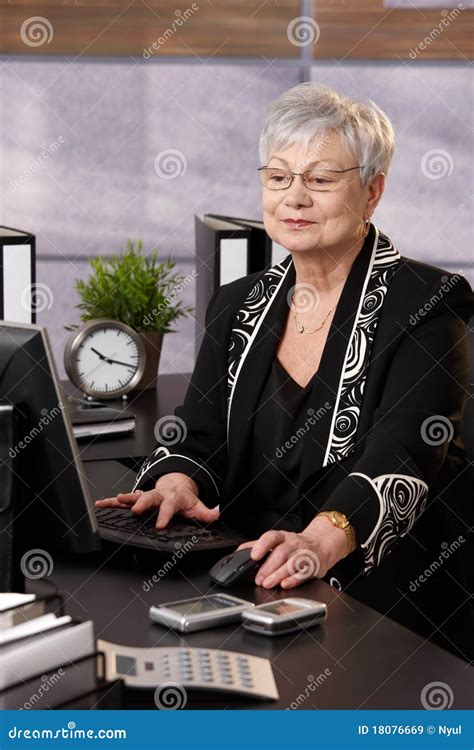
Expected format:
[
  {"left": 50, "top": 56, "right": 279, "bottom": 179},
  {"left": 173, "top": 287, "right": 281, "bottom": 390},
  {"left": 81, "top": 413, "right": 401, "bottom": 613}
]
[
  {"left": 104, "top": 357, "right": 135, "bottom": 368},
  {"left": 79, "top": 347, "right": 132, "bottom": 388},
  {"left": 90, "top": 347, "right": 131, "bottom": 367},
  {"left": 90, "top": 347, "right": 108, "bottom": 361}
]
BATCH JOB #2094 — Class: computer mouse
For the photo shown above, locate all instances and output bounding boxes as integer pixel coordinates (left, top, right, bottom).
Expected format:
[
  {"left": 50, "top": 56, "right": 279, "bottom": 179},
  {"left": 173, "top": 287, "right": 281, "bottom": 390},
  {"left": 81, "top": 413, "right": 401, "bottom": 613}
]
[{"left": 209, "top": 548, "right": 268, "bottom": 588}]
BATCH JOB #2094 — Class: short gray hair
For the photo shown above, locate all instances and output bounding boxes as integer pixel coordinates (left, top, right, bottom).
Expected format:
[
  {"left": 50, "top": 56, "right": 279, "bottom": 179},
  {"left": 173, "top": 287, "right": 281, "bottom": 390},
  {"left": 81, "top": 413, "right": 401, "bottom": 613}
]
[{"left": 259, "top": 82, "right": 395, "bottom": 187}]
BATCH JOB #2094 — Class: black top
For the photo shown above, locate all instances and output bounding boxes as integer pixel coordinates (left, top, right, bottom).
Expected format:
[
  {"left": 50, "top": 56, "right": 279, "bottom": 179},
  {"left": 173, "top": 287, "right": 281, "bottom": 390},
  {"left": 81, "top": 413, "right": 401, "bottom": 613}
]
[
  {"left": 133, "top": 232, "right": 474, "bottom": 661},
  {"left": 248, "top": 356, "right": 317, "bottom": 536}
]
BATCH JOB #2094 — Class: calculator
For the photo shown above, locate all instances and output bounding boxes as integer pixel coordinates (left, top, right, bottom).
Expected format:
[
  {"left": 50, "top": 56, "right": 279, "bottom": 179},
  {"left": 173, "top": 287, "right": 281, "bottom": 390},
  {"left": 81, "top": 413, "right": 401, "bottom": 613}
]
[{"left": 97, "top": 640, "right": 279, "bottom": 701}]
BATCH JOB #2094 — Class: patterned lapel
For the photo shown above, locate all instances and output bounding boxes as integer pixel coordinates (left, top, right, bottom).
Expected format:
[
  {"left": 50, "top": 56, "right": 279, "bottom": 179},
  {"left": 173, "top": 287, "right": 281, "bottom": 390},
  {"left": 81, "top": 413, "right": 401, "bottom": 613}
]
[
  {"left": 226, "top": 223, "right": 400, "bottom": 479},
  {"left": 227, "top": 255, "right": 293, "bottom": 439},
  {"left": 322, "top": 229, "right": 401, "bottom": 466}
]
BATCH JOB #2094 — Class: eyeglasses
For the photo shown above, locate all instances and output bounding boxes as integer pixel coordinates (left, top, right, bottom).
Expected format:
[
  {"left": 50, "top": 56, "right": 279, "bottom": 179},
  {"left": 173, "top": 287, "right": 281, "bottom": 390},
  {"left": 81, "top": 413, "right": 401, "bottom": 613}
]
[{"left": 257, "top": 165, "right": 365, "bottom": 192}]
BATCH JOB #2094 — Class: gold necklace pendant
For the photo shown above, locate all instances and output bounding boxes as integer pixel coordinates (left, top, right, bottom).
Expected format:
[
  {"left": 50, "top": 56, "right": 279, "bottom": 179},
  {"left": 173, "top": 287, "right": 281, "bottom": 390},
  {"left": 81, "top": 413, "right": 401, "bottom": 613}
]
[
  {"left": 293, "top": 306, "right": 336, "bottom": 335},
  {"left": 291, "top": 292, "right": 336, "bottom": 335},
  {"left": 296, "top": 320, "right": 324, "bottom": 335}
]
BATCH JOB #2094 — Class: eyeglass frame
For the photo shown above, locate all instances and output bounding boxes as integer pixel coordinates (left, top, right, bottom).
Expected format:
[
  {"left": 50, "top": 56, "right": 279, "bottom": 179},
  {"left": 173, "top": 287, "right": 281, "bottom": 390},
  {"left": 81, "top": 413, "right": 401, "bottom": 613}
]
[{"left": 257, "top": 164, "right": 365, "bottom": 191}]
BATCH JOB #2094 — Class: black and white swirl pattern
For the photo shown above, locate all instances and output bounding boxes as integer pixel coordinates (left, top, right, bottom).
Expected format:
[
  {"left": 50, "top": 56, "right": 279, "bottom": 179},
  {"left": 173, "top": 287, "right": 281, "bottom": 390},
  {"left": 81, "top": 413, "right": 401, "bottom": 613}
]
[
  {"left": 324, "top": 229, "right": 400, "bottom": 465},
  {"left": 358, "top": 473, "right": 428, "bottom": 573},
  {"left": 360, "top": 287, "right": 385, "bottom": 318},
  {"left": 227, "top": 256, "right": 292, "bottom": 438},
  {"left": 331, "top": 406, "right": 360, "bottom": 456},
  {"left": 226, "top": 227, "right": 399, "bottom": 462},
  {"left": 133, "top": 446, "right": 171, "bottom": 489},
  {"left": 345, "top": 328, "right": 368, "bottom": 381}
]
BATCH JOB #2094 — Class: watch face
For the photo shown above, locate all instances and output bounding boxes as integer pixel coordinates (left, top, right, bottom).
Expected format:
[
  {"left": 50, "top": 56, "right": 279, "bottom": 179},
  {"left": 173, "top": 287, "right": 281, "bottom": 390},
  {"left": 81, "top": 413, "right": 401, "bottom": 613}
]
[
  {"left": 67, "top": 322, "right": 144, "bottom": 397},
  {"left": 330, "top": 512, "right": 347, "bottom": 527}
]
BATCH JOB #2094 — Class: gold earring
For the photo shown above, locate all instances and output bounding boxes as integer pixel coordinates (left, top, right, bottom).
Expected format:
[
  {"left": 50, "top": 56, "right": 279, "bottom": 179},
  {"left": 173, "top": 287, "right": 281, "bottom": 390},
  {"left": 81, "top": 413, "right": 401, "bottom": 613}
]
[{"left": 363, "top": 217, "right": 370, "bottom": 237}]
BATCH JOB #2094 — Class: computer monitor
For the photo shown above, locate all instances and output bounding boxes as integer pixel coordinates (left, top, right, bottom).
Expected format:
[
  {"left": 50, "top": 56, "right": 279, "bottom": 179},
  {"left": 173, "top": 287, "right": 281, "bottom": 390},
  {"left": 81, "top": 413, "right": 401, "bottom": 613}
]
[{"left": 0, "top": 321, "right": 100, "bottom": 590}]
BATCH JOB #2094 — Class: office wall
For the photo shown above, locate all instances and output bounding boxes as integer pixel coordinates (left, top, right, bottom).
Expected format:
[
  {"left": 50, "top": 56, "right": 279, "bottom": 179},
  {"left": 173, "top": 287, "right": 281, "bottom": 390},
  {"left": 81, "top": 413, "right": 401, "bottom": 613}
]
[
  {"left": 1, "top": 59, "right": 301, "bottom": 376},
  {"left": 1, "top": 56, "right": 472, "bottom": 378},
  {"left": 310, "top": 61, "right": 473, "bottom": 273}
]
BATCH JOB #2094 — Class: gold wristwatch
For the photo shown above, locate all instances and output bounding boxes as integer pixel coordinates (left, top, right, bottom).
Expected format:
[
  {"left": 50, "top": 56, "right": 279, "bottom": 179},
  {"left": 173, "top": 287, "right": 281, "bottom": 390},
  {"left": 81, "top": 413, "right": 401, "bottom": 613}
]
[{"left": 317, "top": 510, "right": 357, "bottom": 556}]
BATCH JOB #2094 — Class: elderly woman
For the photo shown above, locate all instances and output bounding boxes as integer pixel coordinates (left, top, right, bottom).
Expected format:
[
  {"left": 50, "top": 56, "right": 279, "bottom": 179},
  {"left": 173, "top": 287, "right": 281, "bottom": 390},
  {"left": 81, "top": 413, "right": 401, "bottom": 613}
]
[{"left": 97, "top": 83, "right": 473, "bottom": 660}]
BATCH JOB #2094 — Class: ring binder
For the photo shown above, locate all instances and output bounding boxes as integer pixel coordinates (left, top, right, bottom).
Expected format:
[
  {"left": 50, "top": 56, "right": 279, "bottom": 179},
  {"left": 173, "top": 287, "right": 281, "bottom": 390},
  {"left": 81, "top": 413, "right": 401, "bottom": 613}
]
[
  {"left": 0, "top": 651, "right": 124, "bottom": 710},
  {"left": 0, "top": 587, "right": 65, "bottom": 621},
  {"left": 0, "top": 226, "right": 36, "bottom": 324}
]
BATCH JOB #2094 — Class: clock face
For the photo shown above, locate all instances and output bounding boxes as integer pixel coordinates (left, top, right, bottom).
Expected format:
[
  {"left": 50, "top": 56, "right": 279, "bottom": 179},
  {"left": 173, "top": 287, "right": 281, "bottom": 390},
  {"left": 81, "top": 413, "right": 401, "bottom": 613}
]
[{"left": 70, "top": 323, "right": 144, "bottom": 397}]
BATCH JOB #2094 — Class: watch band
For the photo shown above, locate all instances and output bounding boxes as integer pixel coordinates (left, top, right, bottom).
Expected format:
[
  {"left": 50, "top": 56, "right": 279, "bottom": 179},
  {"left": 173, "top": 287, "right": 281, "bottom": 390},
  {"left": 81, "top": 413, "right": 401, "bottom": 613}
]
[{"left": 317, "top": 510, "right": 357, "bottom": 556}]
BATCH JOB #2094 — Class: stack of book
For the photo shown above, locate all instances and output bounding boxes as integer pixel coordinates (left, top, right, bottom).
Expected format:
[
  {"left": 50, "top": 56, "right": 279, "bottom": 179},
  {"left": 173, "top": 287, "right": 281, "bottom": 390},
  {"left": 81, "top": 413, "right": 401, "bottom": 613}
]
[
  {"left": 0, "top": 592, "right": 122, "bottom": 709},
  {"left": 66, "top": 397, "right": 136, "bottom": 440}
]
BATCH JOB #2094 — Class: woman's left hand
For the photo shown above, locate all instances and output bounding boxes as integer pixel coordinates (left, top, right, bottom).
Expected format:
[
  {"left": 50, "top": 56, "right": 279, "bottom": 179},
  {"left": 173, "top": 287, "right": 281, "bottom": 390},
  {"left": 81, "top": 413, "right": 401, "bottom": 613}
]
[{"left": 237, "top": 517, "right": 348, "bottom": 589}]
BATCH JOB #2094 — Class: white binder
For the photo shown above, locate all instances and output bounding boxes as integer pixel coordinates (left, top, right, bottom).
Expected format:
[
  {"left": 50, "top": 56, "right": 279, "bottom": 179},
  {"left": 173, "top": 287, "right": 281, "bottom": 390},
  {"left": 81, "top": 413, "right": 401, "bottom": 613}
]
[{"left": 0, "top": 226, "right": 36, "bottom": 323}]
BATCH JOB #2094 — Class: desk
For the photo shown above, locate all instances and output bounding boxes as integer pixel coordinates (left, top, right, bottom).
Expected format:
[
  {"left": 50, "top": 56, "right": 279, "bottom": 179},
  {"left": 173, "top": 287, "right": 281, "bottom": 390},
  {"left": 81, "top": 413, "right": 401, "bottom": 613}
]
[
  {"left": 53, "top": 548, "right": 472, "bottom": 710},
  {"left": 61, "top": 373, "right": 191, "bottom": 462},
  {"left": 57, "top": 376, "right": 472, "bottom": 710}
]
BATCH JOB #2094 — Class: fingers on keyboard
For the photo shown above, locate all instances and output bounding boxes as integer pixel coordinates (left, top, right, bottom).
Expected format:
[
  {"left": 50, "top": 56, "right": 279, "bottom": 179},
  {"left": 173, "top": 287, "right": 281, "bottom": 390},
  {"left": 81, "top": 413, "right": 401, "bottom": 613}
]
[
  {"left": 95, "top": 497, "right": 123, "bottom": 507},
  {"left": 130, "top": 493, "right": 163, "bottom": 515}
]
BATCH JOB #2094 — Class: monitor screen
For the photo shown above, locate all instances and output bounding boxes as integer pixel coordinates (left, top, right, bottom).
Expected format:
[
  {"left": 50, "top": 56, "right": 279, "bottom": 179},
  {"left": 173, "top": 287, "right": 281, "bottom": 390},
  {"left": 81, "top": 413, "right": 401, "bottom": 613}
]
[{"left": 0, "top": 321, "right": 100, "bottom": 587}]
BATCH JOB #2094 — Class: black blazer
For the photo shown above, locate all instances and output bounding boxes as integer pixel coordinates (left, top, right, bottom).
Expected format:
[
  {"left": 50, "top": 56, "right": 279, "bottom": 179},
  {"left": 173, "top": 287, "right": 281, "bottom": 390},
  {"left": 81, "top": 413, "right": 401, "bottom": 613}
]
[{"left": 134, "top": 223, "right": 474, "bottom": 658}]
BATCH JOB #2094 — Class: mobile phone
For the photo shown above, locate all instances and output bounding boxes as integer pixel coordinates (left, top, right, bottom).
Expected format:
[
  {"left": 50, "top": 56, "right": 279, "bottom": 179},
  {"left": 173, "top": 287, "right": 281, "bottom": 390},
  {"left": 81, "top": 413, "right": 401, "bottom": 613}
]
[
  {"left": 241, "top": 597, "right": 327, "bottom": 636},
  {"left": 149, "top": 593, "right": 253, "bottom": 633}
]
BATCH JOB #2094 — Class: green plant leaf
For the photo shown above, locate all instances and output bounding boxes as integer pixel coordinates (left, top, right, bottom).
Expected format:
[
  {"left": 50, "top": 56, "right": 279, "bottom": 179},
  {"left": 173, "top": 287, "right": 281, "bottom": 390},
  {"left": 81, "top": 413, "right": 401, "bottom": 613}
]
[{"left": 73, "top": 240, "right": 195, "bottom": 333}]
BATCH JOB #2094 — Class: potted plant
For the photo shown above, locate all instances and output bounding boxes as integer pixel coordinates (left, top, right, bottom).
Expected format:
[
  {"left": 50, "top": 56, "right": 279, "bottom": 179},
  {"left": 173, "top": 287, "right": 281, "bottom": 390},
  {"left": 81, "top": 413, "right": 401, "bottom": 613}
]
[{"left": 73, "top": 240, "right": 194, "bottom": 390}]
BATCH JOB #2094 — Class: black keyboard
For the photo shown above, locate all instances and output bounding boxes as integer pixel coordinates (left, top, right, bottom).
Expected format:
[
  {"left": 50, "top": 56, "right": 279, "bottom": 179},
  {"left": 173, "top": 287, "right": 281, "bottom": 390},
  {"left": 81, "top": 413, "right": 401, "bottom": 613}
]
[{"left": 94, "top": 507, "right": 246, "bottom": 552}]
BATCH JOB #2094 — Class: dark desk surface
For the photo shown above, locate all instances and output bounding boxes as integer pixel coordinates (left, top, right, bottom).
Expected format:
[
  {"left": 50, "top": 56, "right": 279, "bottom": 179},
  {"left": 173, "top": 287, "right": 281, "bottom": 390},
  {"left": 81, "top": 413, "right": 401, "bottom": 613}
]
[
  {"left": 57, "top": 375, "right": 472, "bottom": 710},
  {"left": 54, "top": 547, "right": 472, "bottom": 710}
]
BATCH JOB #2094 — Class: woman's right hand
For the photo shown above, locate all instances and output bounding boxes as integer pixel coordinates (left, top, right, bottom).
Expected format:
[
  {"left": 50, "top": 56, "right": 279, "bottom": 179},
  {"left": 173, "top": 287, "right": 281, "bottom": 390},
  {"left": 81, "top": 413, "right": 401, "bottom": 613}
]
[{"left": 94, "top": 472, "right": 219, "bottom": 529}]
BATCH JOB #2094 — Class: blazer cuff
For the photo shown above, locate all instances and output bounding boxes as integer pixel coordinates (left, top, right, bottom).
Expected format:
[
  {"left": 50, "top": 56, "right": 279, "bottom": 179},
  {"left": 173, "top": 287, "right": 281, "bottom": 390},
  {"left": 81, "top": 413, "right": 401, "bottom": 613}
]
[
  {"left": 132, "top": 447, "right": 220, "bottom": 507},
  {"left": 320, "top": 473, "right": 380, "bottom": 548},
  {"left": 321, "top": 471, "right": 429, "bottom": 575}
]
